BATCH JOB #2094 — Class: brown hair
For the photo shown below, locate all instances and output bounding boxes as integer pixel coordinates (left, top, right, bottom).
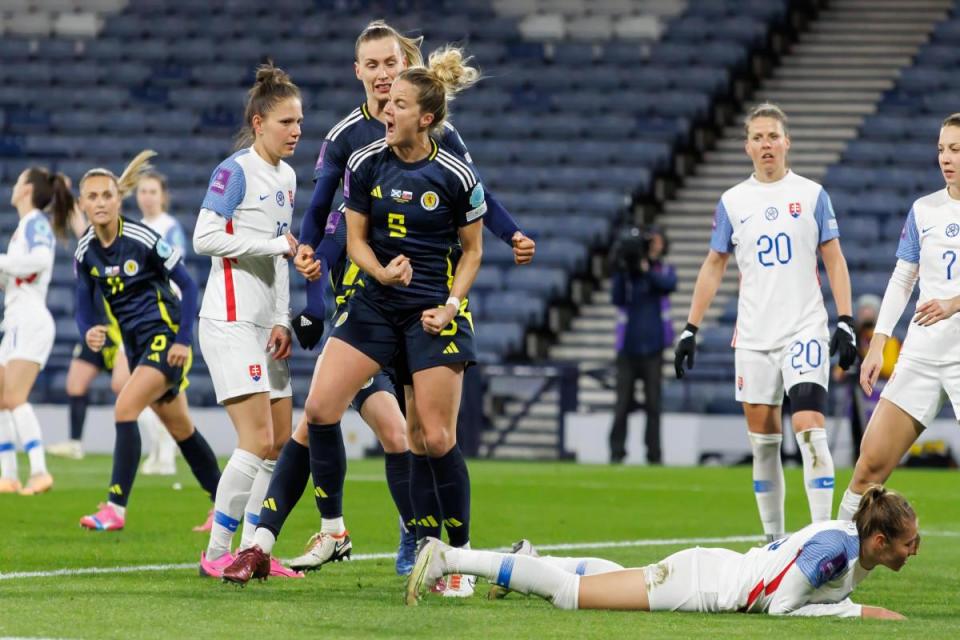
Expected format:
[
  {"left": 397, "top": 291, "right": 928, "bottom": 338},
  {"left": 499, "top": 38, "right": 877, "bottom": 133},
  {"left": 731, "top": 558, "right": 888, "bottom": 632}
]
[
  {"left": 138, "top": 169, "right": 170, "bottom": 211},
  {"left": 744, "top": 102, "right": 789, "bottom": 137},
  {"left": 853, "top": 485, "right": 916, "bottom": 543},
  {"left": 22, "top": 167, "right": 73, "bottom": 240},
  {"left": 355, "top": 20, "right": 424, "bottom": 68},
  {"left": 942, "top": 112, "right": 960, "bottom": 128},
  {"left": 397, "top": 45, "right": 480, "bottom": 134},
  {"left": 80, "top": 150, "right": 157, "bottom": 200},
  {"left": 235, "top": 62, "right": 301, "bottom": 149}
]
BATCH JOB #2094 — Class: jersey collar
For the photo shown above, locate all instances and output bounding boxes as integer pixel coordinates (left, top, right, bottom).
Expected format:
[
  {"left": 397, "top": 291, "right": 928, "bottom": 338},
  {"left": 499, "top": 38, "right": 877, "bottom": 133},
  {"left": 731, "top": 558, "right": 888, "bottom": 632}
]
[{"left": 361, "top": 102, "right": 372, "bottom": 120}]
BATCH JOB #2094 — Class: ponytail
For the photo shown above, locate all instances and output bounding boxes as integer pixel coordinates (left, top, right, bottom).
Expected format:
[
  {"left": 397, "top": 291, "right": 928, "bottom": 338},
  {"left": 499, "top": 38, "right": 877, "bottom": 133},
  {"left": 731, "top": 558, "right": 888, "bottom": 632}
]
[
  {"left": 236, "top": 62, "right": 300, "bottom": 150},
  {"left": 398, "top": 45, "right": 480, "bottom": 134},
  {"left": 853, "top": 485, "right": 916, "bottom": 543},
  {"left": 22, "top": 167, "right": 74, "bottom": 240},
  {"left": 80, "top": 150, "right": 157, "bottom": 199}
]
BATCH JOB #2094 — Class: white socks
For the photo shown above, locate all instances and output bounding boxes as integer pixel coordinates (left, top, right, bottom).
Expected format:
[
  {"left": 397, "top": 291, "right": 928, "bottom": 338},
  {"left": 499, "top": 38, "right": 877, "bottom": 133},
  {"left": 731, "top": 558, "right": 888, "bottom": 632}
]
[
  {"left": 443, "top": 548, "right": 580, "bottom": 610},
  {"left": 837, "top": 488, "right": 862, "bottom": 521},
  {"left": 240, "top": 458, "right": 276, "bottom": 550},
  {"left": 252, "top": 527, "right": 277, "bottom": 555},
  {"left": 795, "top": 428, "right": 835, "bottom": 522},
  {"left": 321, "top": 517, "right": 346, "bottom": 535},
  {"left": 541, "top": 555, "right": 624, "bottom": 576},
  {"left": 748, "top": 432, "right": 785, "bottom": 540},
  {"left": 207, "top": 448, "right": 261, "bottom": 560},
  {"left": 0, "top": 410, "right": 16, "bottom": 480},
  {"left": 13, "top": 404, "right": 47, "bottom": 476}
]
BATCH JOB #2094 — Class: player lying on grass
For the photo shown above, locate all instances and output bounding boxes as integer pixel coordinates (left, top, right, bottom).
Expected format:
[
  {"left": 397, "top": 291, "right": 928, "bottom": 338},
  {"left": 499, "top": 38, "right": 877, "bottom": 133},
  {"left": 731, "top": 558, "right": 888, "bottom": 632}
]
[{"left": 408, "top": 485, "right": 915, "bottom": 620}]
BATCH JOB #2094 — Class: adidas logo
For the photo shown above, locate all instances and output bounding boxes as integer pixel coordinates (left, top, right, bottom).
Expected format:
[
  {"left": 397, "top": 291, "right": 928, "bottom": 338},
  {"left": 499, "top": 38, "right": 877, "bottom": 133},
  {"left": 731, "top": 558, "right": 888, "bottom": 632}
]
[
  {"left": 300, "top": 316, "right": 312, "bottom": 327},
  {"left": 442, "top": 342, "right": 459, "bottom": 355},
  {"left": 370, "top": 185, "right": 382, "bottom": 198},
  {"left": 262, "top": 497, "right": 277, "bottom": 511}
]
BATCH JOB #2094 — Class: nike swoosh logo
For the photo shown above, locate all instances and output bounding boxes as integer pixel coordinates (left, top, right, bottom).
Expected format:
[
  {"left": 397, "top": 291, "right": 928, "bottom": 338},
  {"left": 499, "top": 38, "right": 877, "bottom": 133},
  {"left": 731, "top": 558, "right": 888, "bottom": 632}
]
[
  {"left": 922, "top": 226, "right": 935, "bottom": 234},
  {"left": 798, "top": 370, "right": 814, "bottom": 375},
  {"left": 259, "top": 194, "right": 270, "bottom": 201},
  {"left": 740, "top": 215, "right": 753, "bottom": 223}
]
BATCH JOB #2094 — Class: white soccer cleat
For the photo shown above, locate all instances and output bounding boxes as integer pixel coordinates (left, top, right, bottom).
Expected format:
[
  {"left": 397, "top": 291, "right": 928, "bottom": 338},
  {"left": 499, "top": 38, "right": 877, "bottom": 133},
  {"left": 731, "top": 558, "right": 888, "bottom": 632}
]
[
  {"left": 141, "top": 451, "right": 176, "bottom": 476},
  {"left": 405, "top": 537, "right": 450, "bottom": 606},
  {"left": 488, "top": 539, "right": 538, "bottom": 600},
  {"left": 437, "top": 572, "right": 476, "bottom": 598},
  {"left": 287, "top": 531, "right": 352, "bottom": 572},
  {"left": 47, "top": 440, "right": 84, "bottom": 460}
]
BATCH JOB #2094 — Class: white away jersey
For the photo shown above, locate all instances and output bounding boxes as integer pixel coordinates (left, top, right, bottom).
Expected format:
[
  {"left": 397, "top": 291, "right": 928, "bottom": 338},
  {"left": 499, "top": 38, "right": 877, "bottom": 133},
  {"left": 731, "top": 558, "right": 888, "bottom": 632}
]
[
  {"left": 0, "top": 209, "right": 55, "bottom": 319},
  {"left": 198, "top": 147, "right": 295, "bottom": 328},
  {"left": 894, "top": 189, "right": 960, "bottom": 364},
  {"left": 142, "top": 212, "right": 187, "bottom": 255},
  {"left": 710, "top": 171, "right": 839, "bottom": 350},
  {"left": 733, "top": 520, "right": 868, "bottom": 617}
]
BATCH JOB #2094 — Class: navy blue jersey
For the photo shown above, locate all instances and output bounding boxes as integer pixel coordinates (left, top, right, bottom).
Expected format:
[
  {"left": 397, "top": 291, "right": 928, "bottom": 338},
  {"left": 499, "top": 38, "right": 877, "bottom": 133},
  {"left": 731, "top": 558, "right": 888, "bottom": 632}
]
[
  {"left": 320, "top": 206, "right": 360, "bottom": 311},
  {"left": 343, "top": 137, "right": 486, "bottom": 308},
  {"left": 74, "top": 217, "right": 185, "bottom": 340}
]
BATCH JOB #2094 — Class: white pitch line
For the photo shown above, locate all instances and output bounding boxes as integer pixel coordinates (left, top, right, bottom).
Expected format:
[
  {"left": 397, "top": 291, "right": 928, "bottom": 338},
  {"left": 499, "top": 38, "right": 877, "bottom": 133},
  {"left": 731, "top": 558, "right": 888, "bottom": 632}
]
[{"left": 1, "top": 531, "right": 954, "bottom": 582}]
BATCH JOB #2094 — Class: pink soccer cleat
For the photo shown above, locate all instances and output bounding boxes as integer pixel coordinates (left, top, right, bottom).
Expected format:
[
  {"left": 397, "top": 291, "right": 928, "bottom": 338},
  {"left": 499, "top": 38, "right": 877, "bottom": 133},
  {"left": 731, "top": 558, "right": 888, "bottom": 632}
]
[
  {"left": 268, "top": 556, "right": 305, "bottom": 579},
  {"left": 79, "top": 503, "right": 125, "bottom": 531},
  {"left": 0, "top": 478, "right": 22, "bottom": 494},
  {"left": 192, "top": 509, "right": 214, "bottom": 532},
  {"left": 199, "top": 551, "right": 235, "bottom": 578}
]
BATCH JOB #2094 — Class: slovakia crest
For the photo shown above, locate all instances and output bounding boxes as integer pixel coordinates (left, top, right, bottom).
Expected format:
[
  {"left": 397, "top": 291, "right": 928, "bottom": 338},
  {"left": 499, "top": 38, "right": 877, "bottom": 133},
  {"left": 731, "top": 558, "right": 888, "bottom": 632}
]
[
  {"left": 789, "top": 202, "right": 802, "bottom": 218},
  {"left": 249, "top": 364, "right": 262, "bottom": 382}
]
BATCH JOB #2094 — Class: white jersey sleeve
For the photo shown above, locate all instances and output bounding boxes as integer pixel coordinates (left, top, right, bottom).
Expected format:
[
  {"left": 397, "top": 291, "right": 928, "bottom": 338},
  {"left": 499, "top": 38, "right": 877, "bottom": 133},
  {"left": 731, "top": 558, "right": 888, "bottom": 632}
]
[
  {"left": 0, "top": 210, "right": 55, "bottom": 319},
  {"left": 716, "top": 171, "right": 836, "bottom": 350},
  {"left": 891, "top": 190, "right": 960, "bottom": 364},
  {"left": 767, "top": 566, "right": 862, "bottom": 617},
  {"left": 273, "top": 255, "right": 290, "bottom": 329},
  {"left": 196, "top": 147, "right": 296, "bottom": 329}
]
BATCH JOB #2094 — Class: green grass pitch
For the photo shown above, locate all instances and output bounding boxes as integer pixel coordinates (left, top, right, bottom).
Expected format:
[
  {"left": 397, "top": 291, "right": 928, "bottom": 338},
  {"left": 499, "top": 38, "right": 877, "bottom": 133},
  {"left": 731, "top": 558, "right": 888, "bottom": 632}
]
[{"left": 2, "top": 455, "right": 958, "bottom": 639}]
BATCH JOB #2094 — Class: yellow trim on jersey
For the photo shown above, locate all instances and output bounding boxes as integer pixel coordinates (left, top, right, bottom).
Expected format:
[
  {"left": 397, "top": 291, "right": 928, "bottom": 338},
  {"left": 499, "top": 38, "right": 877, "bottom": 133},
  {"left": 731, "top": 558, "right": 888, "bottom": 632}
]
[
  {"left": 117, "top": 217, "right": 124, "bottom": 236},
  {"left": 428, "top": 138, "right": 439, "bottom": 161},
  {"left": 445, "top": 247, "right": 455, "bottom": 291},
  {"left": 156, "top": 289, "right": 180, "bottom": 333},
  {"left": 360, "top": 102, "right": 371, "bottom": 120}
]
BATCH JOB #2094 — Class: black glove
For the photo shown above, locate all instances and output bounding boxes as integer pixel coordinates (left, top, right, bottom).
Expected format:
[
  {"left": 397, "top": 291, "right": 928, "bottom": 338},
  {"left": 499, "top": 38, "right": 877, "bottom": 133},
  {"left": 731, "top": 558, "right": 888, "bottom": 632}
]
[
  {"left": 830, "top": 315, "right": 858, "bottom": 371},
  {"left": 674, "top": 323, "right": 698, "bottom": 379},
  {"left": 292, "top": 311, "right": 325, "bottom": 350}
]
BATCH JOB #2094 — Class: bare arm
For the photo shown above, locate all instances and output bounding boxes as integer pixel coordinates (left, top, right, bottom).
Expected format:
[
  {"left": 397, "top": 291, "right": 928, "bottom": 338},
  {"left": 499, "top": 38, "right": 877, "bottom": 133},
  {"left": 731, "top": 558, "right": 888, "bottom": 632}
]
[
  {"left": 686, "top": 250, "right": 730, "bottom": 326},
  {"left": 450, "top": 220, "right": 483, "bottom": 301},
  {"left": 820, "top": 238, "right": 853, "bottom": 317}
]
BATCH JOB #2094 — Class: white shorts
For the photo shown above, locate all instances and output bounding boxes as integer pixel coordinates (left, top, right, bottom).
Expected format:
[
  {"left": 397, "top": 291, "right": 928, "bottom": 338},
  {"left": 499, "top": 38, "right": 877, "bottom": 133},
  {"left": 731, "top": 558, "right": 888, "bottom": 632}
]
[
  {"left": 734, "top": 334, "right": 830, "bottom": 405},
  {"left": 644, "top": 547, "right": 742, "bottom": 613},
  {"left": 199, "top": 318, "right": 292, "bottom": 404},
  {"left": 880, "top": 355, "right": 960, "bottom": 426},
  {"left": 0, "top": 312, "right": 54, "bottom": 368}
]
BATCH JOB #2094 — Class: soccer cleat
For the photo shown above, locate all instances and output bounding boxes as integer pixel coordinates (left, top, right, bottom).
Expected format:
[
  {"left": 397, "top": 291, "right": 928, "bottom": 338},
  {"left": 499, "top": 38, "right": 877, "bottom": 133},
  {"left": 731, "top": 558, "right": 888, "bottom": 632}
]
[
  {"left": 199, "top": 551, "right": 235, "bottom": 578},
  {"left": 0, "top": 477, "right": 23, "bottom": 493},
  {"left": 192, "top": 509, "right": 214, "bottom": 533},
  {"left": 80, "top": 503, "right": 125, "bottom": 531},
  {"left": 222, "top": 545, "right": 270, "bottom": 585},
  {"left": 47, "top": 439, "right": 84, "bottom": 460},
  {"left": 287, "top": 531, "right": 352, "bottom": 572},
  {"left": 18, "top": 472, "right": 54, "bottom": 496},
  {"left": 405, "top": 537, "right": 449, "bottom": 606},
  {"left": 488, "top": 539, "right": 539, "bottom": 600},
  {"left": 141, "top": 453, "right": 176, "bottom": 476},
  {"left": 395, "top": 518, "right": 417, "bottom": 576},
  {"left": 268, "top": 557, "right": 305, "bottom": 579},
  {"left": 438, "top": 572, "right": 476, "bottom": 598}
]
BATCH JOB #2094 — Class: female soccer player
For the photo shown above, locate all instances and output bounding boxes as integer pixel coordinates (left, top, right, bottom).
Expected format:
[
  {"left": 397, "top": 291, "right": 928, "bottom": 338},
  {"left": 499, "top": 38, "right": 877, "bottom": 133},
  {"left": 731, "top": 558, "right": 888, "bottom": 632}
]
[
  {"left": 74, "top": 152, "right": 221, "bottom": 530},
  {"left": 675, "top": 103, "right": 857, "bottom": 542},
  {"left": 224, "top": 45, "right": 486, "bottom": 588},
  {"left": 194, "top": 64, "right": 301, "bottom": 578},
  {"left": 408, "top": 485, "right": 914, "bottom": 620},
  {"left": 838, "top": 113, "right": 960, "bottom": 520},
  {"left": 0, "top": 166, "right": 72, "bottom": 495},
  {"left": 244, "top": 21, "right": 533, "bottom": 585},
  {"left": 135, "top": 169, "right": 187, "bottom": 476}
]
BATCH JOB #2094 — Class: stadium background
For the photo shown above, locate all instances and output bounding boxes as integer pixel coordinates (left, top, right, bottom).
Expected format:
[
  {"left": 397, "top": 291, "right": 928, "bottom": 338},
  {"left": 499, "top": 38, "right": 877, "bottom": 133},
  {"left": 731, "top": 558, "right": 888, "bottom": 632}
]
[{"left": 2, "top": 0, "right": 960, "bottom": 637}]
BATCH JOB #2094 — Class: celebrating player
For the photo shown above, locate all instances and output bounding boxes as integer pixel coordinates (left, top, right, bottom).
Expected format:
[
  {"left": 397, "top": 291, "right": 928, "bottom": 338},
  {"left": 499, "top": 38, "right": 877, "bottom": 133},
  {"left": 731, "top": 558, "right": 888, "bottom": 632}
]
[
  {"left": 223, "top": 45, "right": 485, "bottom": 589},
  {"left": 0, "top": 166, "right": 73, "bottom": 495},
  {"left": 194, "top": 64, "right": 302, "bottom": 578},
  {"left": 675, "top": 104, "right": 857, "bottom": 541},
  {"left": 242, "top": 20, "right": 533, "bottom": 586},
  {"left": 408, "top": 485, "right": 914, "bottom": 620},
  {"left": 74, "top": 152, "right": 221, "bottom": 530},
  {"left": 838, "top": 113, "right": 960, "bottom": 519}
]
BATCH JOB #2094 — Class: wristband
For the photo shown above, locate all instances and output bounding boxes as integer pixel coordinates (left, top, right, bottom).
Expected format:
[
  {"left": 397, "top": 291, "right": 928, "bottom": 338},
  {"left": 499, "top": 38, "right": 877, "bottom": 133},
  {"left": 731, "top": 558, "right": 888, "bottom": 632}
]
[
  {"left": 683, "top": 322, "right": 699, "bottom": 335},
  {"left": 446, "top": 295, "right": 461, "bottom": 310}
]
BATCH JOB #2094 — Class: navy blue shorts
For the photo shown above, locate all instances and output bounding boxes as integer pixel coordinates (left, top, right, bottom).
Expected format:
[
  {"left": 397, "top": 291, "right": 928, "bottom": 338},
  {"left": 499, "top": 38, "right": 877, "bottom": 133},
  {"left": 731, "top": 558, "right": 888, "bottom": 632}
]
[
  {"left": 350, "top": 369, "right": 397, "bottom": 412},
  {"left": 123, "top": 326, "right": 191, "bottom": 402},
  {"left": 331, "top": 292, "right": 476, "bottom": 377},
  {"left": 72, "top": 334, "right": 120, "bottom": 371}
]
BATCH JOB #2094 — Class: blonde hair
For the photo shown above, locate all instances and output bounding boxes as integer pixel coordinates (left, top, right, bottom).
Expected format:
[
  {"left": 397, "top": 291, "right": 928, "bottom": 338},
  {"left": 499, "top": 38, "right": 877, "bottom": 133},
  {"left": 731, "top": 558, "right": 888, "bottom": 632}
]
[
  {"left": 80, "top": 150, "right": 157, "bottom": 199},
  {"left": 355, "top": 20, "right": 423, "bottom": 68},
  {"left": 398, "top": 45, "right": 480, "bottom": 133},
  {"left": 853, "top": 485, "right": 916, "bottom": 543},
  {"left": 744, "top": 102, "right": 789, "bottom": 137},
  {"left": 942, "top": 112, "right": 960, "bottom": 129},
  {"left": 235, "top": 62, "right": 300, "bottom": 149}
]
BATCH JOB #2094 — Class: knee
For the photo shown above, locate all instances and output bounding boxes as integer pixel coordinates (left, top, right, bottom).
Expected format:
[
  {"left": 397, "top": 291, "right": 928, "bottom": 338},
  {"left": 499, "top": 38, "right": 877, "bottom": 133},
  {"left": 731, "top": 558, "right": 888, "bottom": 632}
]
[
  {"left": 2, "top": 390, "right": 25, "bottom": 411},
  {"left": 114, "top": 403, "right": 139, "bottom": 423},
  {"left": 380, "top": 424, "right": 408, "bottom": 453},
  {"left": 421, "top": 427, "right": 454, "bottom": 457},
  {"left": 851, "top": 454, "right": 887, "bottom": 488},
  {"left": 110, "top": 379, "right": 126, "bottom": 396},
  {"left": 304, "top": 393, "right": 341, "bottom": 425}
]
